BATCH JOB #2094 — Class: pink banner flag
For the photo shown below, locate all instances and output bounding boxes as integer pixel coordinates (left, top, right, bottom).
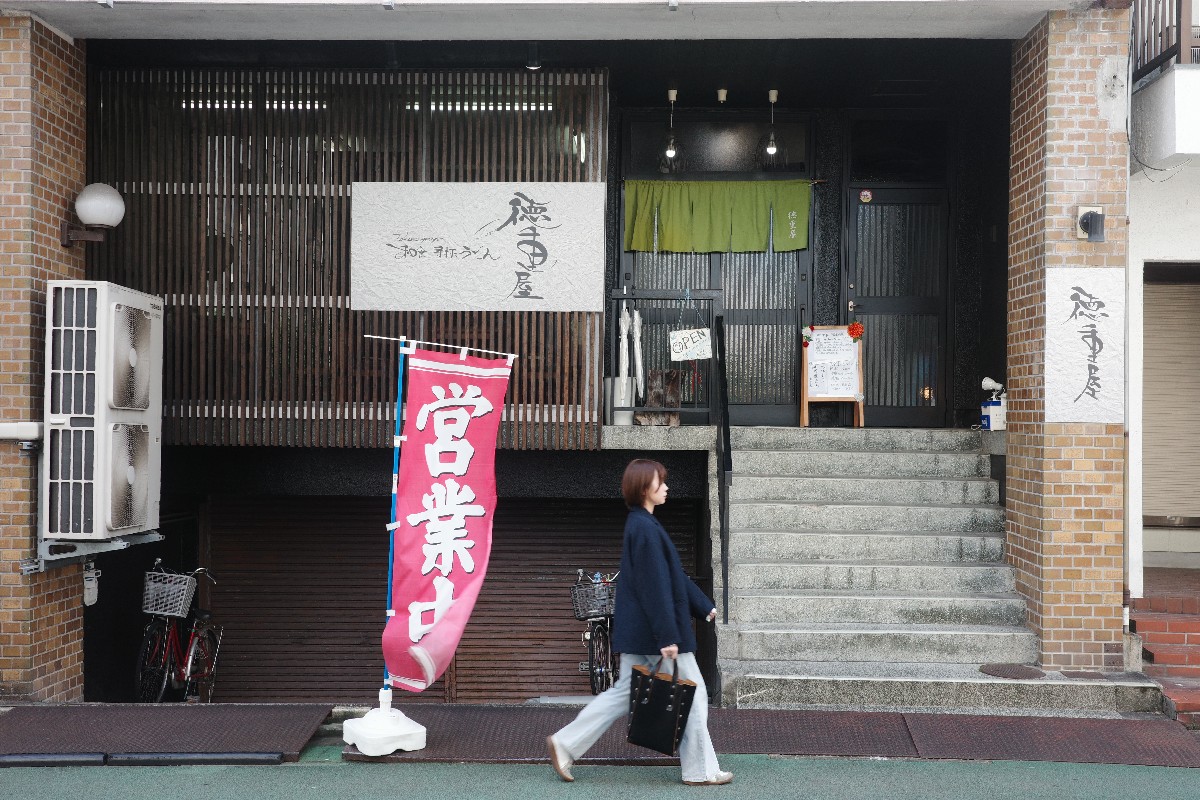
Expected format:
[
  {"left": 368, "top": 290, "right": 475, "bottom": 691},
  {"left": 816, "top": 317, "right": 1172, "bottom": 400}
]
[{"left": 382, "top": 348, "right": 512, "bottom": 692}]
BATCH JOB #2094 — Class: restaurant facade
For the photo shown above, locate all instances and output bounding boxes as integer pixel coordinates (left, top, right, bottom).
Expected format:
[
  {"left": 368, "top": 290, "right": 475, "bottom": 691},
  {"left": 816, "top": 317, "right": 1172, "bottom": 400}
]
[{"left": 0, "top": 1, "right": 1163, "bottom": 709}]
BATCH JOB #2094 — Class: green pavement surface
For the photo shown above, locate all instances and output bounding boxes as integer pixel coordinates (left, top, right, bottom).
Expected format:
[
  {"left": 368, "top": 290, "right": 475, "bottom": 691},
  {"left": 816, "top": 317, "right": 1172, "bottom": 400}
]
[{"left": 2, "top": 748, "right": 1197, "bottom": 800}]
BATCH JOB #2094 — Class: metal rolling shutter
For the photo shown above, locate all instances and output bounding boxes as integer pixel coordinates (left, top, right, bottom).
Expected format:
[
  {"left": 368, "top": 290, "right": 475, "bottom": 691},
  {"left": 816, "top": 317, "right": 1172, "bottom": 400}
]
[
  {"left": 1143, "top": 284, "right": 1200, "bottom": 519},
  {"left": 205, "top": 496, "right": 701, "bottom": 704},
  {"left": 204, "top": 496, "right": 449, "bottom": 704}
]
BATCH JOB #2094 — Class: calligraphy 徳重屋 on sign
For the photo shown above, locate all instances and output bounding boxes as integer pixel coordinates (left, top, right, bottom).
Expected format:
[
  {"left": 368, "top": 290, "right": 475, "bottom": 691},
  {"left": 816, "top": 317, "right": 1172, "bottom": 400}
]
[
  {"left": 350, "top": 182, "right": 606, "bottom": 313},
  {"left": 1044, "top": 268, "right": 1125, "bottom": 423}
]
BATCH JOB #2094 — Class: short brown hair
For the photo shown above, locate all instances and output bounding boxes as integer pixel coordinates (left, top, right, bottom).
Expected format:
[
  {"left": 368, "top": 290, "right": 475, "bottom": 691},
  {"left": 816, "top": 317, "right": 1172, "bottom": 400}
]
[{"left": 621, "top": 459, "right": 667, "bottom": 509}]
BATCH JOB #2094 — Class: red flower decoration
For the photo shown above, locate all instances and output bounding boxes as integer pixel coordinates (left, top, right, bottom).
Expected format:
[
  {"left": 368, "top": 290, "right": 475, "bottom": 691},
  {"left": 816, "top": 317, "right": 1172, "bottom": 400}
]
[
  {"left": 847, "top": 322, "right": 864, "bottom": 342},
  {"left": 802, "top": 340, "right": 809, "bottom": 347}
]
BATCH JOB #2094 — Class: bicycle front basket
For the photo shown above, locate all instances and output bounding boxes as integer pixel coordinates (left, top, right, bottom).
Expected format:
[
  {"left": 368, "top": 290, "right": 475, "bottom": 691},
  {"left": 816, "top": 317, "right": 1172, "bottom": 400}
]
[
  {"left": 142, "top": 572, "right": 197, "bottom": 618},
  {"left": 571, "top": 580, "right": 616, "bottom": 621}
]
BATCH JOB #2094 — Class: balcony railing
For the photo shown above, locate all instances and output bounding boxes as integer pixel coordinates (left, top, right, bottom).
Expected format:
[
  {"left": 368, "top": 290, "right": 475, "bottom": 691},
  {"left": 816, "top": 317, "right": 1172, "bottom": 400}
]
[{"left": 1135, "top": 0, "right": 1200, "bottom": 80}]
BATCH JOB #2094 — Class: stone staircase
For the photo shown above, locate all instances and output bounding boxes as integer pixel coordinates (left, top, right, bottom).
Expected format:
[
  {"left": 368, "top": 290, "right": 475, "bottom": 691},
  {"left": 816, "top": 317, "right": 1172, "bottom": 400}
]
[{"left": 717, "top": 427, "right": 1159, "bottom": 714}]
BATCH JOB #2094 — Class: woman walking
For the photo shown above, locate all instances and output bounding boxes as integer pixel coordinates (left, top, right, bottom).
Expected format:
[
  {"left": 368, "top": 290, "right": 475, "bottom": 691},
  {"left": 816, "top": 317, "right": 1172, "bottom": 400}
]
[{"left": 547, "top": 459, "right": 732, "bottom": 786}]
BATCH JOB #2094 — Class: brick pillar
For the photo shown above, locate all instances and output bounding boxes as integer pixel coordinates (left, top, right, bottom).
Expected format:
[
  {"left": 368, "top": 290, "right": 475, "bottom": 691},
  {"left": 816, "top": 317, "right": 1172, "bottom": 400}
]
[
  {"left": 1007, "top": 7, "right": 1129, "bottom": 670},
  {"left": 0, "top": 15, "right": 87, "bottom": 701}
]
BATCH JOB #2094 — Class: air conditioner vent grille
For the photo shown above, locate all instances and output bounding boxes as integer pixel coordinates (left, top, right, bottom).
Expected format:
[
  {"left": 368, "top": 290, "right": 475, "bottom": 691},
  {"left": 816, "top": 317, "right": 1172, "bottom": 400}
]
[
  {"left": 111, "top": 303, "right": 152, "bottom": 410},
  {"left": 109, "top": 423, "right": 150, "bottom": 530},
  {"left": 46, "top": 427, "right": 95, "bottom": 536},
  {"left": 49, "top": 286, "right": 97, "bottom": 416}
]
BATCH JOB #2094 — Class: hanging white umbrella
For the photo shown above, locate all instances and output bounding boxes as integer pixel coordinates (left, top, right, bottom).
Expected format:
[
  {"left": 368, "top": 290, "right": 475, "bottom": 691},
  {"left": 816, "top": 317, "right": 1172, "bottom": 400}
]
[
  {"left": 618, "top": 304, "right": 631, "bottom": 381},
  {"left": 632, "top": 309, "right": 646, "bottom": 401}
]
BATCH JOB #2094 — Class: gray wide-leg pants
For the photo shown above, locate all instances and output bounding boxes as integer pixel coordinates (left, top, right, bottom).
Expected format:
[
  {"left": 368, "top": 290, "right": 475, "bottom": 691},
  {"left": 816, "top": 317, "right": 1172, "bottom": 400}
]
[{"left": 551, "top": 652, "right": 721, "bottom": 783}]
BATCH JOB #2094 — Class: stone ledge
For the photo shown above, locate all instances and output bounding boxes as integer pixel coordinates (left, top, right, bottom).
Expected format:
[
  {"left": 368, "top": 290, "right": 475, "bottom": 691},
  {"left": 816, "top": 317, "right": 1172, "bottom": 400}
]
[{"left": 600, "top": 424, "right": 717, "bottom": 451}]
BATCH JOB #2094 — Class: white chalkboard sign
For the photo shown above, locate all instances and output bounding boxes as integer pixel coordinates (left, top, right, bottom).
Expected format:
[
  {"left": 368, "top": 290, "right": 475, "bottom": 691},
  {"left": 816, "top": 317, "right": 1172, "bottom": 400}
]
[{"left": 801, "top": 326, "right": 864, "bottom": 427}]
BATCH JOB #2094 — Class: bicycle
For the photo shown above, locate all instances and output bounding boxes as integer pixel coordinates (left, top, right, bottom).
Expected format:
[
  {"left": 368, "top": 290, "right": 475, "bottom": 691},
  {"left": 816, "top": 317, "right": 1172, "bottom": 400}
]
[
  {"left": 135, "top": 559, "right": 223, "bottom": 703},
  {"left": 571, "top": 569, "right": 620, "bottom": 694}
]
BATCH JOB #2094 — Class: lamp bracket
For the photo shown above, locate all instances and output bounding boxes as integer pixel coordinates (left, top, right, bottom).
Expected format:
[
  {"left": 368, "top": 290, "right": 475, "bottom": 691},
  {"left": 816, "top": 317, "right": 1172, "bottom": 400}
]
[{"left": 61, "top": 222, "right": 107, "bottom": 248}]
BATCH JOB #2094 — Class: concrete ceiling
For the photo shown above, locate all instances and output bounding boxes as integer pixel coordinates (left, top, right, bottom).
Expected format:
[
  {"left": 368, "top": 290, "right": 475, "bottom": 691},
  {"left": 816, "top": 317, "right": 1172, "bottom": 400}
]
[{"left": 12, "top": 1, "right": 1079, "bottom": 42}]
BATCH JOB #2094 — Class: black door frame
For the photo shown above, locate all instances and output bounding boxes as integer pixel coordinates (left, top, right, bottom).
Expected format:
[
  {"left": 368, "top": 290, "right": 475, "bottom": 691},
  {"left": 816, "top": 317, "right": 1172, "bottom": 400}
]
[{"left": 840, "top": 109, "right": 956, "bottom": 429}]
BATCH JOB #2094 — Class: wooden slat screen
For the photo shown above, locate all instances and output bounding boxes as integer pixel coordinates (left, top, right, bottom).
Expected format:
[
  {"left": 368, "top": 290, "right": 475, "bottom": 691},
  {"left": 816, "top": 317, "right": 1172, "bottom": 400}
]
[
  {"left": 88, "top": 68, "right": 607, "bottom": 449},
  {"left": 205, "top": 495, "right": 700, "bottom": 704}
]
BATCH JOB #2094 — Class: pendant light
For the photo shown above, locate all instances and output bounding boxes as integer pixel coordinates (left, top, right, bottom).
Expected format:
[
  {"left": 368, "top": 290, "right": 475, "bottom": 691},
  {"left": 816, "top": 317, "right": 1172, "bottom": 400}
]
[
  {"left": 765, "top": 89, "right": 778, "bottom": 156},
  {"left": 664, "top": 89, "right": 678, "bottom": 160}
]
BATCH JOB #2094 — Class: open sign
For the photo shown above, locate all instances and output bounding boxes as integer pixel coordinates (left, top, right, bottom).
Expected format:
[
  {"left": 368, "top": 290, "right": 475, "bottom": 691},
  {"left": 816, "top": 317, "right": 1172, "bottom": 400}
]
[{"left": 669, "top": 328, "right": 712, "bottom": 361}]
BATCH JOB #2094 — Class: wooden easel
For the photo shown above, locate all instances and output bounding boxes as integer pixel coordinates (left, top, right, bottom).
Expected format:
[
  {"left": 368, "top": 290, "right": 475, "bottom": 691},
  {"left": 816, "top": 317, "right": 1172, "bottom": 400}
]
[{"left": 800, "top": 326, "right": 865, "bottom": 427}]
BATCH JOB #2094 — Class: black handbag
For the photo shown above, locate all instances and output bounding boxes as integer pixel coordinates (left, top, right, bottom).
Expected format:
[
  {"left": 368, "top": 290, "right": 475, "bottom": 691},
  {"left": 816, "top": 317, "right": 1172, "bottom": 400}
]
[{"left": 626, "top": 657, "right": 697, "bottom": 756}]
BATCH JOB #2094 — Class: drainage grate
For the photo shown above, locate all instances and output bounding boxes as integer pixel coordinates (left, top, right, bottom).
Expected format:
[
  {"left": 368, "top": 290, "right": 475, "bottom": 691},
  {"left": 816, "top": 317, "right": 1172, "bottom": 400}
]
[
  {"left": 979, "top": 663, "right": 1046, "bottom": 680},
  {"left": 905, "top": 714, "right": 1200, "bottom": 767},
  {"left": 0, "top": 704, "right": 330, "bottom": 764}
]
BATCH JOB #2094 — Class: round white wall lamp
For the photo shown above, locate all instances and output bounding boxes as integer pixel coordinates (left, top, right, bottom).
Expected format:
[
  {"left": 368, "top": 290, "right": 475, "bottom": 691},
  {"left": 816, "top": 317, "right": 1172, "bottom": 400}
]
[{"left": 62, "top": 182, "right": 125, "bottom": 247}]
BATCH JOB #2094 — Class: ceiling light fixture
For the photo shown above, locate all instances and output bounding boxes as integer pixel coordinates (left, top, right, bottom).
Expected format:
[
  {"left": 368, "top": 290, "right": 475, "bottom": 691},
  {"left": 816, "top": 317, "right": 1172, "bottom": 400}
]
[
  {"left": 526, "top": 42, "right": 542, "bottom": 72},
  {"left": 765, "top": 89, "right": 778, "bottom": 156},
  {"left": 664, "top": 89, "right": 678, "bottom": 160}
]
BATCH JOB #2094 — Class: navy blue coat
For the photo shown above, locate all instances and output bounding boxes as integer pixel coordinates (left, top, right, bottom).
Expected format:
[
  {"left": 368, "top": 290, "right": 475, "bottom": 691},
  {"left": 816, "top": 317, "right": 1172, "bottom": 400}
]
[{"left": 611, "top": 507, "right": 715, "bottom": 655}]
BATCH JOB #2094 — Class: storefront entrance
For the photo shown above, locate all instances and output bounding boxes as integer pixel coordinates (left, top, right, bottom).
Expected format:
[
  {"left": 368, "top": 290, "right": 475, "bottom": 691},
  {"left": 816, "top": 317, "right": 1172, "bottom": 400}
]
[{"left": 847, "top": 187, "right": 950, "bottom": 427}]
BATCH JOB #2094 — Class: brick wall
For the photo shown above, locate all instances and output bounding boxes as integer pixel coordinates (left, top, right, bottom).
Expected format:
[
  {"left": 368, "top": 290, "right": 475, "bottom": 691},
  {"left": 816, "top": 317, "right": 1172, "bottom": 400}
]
[
  {"left": 0, "top": 15, "right": 87, "bottom": 701},
  {"left": 1007, "top": 7, "right": 1130, "bottom": 670}
]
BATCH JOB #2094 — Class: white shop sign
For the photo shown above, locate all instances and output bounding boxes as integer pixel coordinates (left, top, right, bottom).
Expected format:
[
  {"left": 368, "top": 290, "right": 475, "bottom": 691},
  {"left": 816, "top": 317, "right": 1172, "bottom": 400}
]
[
  {"left": 1045, "top": 268, "right": 1125, "bottom": 423},
  {"left": 350, "top": 182, "right": 606, "bottom": 312},
  {"left": 669, "top": 328, "right": 712, "bottom": 361}
]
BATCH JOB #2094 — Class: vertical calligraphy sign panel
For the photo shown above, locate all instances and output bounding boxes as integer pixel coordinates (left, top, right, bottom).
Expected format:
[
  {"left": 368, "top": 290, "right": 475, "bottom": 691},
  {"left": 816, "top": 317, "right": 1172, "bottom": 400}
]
[
  {"left": 382, "top": 349, "right": 512, "bottom": 691},
  {"left": 1045, "top": 268, "right": 1125, "bottom": 423}
]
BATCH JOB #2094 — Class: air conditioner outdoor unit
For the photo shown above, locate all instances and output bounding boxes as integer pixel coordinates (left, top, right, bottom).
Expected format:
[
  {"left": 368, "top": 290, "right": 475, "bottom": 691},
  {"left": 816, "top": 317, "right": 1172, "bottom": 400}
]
[{"left": 40, "top": 281, "right": 164, "bottom": 541}]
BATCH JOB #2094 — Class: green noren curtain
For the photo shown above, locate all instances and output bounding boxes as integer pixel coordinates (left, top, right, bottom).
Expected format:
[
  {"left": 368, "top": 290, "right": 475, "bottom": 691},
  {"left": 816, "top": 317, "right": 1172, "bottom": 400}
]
[{"left": 623, "top": 179, "right": 811, "bottom": 253}]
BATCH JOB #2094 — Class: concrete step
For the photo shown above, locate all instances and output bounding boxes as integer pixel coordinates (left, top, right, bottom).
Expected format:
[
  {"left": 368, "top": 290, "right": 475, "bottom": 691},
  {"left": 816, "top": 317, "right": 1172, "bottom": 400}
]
[
  {"left": 731, "top": 590, "right": 1028, "bottom": 626},
  {"left": 728, "top": 623, "right": 1038, "bottom": 664},
  {"left": 733, "top": 450, "right": 990, "bottom": 478},
  {"left": 731, "top": 560, "right": 1016, "bottom": 593},
  {"left": 730, "top": 530, "right": 1005, "bottom": 563},
  {"left": 729, "top": 475, "right": 999, "bottom": 505},
  {"left": 717, "top": 660, "right": 1161, "bottom": 713},
  {"left": 731, "top": 427, "right": 983, "bottom": 453},
  {"left": 729, "top": 502, "right": 1004, "bottom": 533}
]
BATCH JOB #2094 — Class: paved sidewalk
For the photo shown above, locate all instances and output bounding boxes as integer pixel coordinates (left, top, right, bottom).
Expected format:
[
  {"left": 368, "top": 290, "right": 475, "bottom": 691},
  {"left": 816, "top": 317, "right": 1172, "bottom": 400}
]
[{"left": 2, "top": 748, "right": 1198, "bottom": 800}]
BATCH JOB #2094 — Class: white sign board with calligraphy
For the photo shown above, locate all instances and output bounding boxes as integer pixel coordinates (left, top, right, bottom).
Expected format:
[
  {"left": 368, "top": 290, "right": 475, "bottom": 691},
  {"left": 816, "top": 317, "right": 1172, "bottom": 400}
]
[
  {"left": 1045, "top": 268, "right": 1125, "bottom": 423},
  {"left": 350, "top": 182, "right": 606, "bottom": 312}
]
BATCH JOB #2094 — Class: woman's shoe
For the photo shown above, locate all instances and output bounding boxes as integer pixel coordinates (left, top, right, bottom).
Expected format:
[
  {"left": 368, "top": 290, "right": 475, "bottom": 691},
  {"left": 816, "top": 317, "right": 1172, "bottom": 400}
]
[
  {"left": 546, "top": 735, "right": 574, "bottom": 782},
  {"left": 684, "top": 770, "right": 734, "bottom": 786}
]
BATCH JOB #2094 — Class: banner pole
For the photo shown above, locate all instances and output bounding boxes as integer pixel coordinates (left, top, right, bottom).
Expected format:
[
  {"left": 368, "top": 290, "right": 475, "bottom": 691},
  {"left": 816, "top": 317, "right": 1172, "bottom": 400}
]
[
  {"left": 383, "top": 346, "right": 406, "bottom": 686},
  {"left": 343, "top": 340, "right": 428, "bottom": 756}
]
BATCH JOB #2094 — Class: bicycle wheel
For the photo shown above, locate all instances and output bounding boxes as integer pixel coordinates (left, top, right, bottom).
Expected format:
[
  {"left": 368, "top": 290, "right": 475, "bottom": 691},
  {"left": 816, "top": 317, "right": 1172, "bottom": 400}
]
[
  {"left": 135, "top": 619, "right": 171, "bottom": 703},
  {"left": 184, "top": 628, "right": 220, "bottom": 703},
  {"left": 588, "top": 620, "right": 613, "bottom": 694}
]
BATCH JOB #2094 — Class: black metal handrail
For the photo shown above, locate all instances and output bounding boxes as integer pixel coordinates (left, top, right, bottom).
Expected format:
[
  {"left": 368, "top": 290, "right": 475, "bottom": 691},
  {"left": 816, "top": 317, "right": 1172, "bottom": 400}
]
[{"left": 712, "top": 316, "right": 733, "bottom": 625}]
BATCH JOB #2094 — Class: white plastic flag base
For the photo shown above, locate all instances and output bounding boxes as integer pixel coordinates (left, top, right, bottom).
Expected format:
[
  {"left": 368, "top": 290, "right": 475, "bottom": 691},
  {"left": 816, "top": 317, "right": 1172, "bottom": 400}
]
[{"left": 343, "top": 687, "right": 427, "bottom": 756}]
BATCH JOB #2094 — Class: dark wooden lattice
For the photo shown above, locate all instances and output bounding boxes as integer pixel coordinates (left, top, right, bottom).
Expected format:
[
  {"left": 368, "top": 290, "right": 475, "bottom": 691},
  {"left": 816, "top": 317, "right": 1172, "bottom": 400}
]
[{"left": 88, "top": 68, "right": 608, "bottom": 449}]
